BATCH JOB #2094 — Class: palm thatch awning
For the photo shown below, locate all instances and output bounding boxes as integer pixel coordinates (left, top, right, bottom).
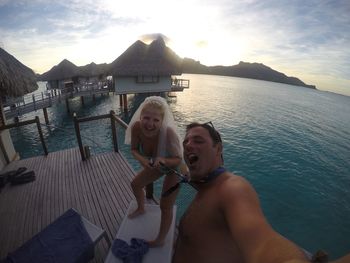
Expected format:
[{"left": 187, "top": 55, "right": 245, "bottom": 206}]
[
  {"left": 110, "top": 37, "right": 183, "bottom": 77},
  {"left": 38, "top": 59, "right": 80, "bottom": 81},
  {"left": 0, "top": 47, "right": 38, "bottom": 98}
]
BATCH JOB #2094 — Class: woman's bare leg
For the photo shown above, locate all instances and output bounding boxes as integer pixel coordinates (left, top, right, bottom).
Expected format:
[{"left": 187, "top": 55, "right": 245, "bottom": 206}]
[
  {"left": 129, "top": 168, "right": 162, "bottom": 218},
  {"left": 148, "top": 172, "right": 179, "bottom": 247}
]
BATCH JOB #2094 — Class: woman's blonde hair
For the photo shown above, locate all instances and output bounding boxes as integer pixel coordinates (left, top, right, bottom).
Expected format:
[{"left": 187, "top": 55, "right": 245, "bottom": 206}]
[
  {"left": 125, "top": 96, "right": 183, "bottom": 158},
  {"left": 141, "top": 99, "right": 165, "bottom": 118}
]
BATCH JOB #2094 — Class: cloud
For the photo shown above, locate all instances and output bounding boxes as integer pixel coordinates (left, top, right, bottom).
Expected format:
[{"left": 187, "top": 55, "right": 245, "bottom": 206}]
[
  {"left": 0, "top": 0, "right": 349, "bottom": 94},
  {"left": 213, "top": 0, "right": 350, "bottom": 87},
  {"left": 139, "top": 33, "right": 171, "bottom": 44},
  {"left": 195, "top": 40, "right": 208, "bottom": 48}
]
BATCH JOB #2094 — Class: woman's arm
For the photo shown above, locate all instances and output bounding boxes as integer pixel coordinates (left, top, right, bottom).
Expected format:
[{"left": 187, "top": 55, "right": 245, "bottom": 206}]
[{"left": 153, "top": 127, "right": 182, "bottom": 169}]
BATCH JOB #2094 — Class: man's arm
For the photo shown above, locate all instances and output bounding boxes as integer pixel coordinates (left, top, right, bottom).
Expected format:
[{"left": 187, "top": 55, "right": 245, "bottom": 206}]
[
  {"left": 220, "top": 175, "right": 309, "bottom": 263},
  {"left": 331, "top": 253, "right": 350, "bottom": 263}
]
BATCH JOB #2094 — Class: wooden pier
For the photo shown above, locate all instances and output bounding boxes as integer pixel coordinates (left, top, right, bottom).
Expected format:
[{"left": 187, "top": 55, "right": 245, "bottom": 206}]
[
  {"left": 4, "top": 84, "right": 113, "bottom": 119},
  {"left": 3, "top": 78, "right": 190, "bottom": 121},
  {"left": 0, "top": 148, "right": 135, "bottom": 262}
]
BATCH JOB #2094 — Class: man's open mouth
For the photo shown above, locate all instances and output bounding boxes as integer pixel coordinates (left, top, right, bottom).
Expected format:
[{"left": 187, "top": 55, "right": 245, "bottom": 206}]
[{"left": 188, "top": 154, "right": 199, "bottom": 165}]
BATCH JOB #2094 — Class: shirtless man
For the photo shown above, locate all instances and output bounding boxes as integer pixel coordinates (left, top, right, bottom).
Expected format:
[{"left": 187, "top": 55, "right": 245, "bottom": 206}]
[{"left": 173, "top": 122, "right": 349, "bottom": 263}]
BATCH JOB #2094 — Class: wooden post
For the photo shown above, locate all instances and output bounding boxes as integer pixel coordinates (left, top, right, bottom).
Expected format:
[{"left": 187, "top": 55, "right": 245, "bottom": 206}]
[
  {"left": 73, "top": 113, "right": 86, "bottom": 161},
  {"left": 119, "top": 95, "right": 123, "bottom": 108},
  {"left": 0, "top": 101, "right": 4, "bottom": 128},
  {"left": 43, "top": 108, "right": 49, "bottom": 125},
  {"left": 92, "top": 94, "right": 96, "bottom": 104},
  {"left": 32, "top": 94, "right": 36, "bottom": 111},
  {"left": 123, "top": 94, "right": 128, "bottom": 111},
  {"left": 110, "top": 110, "right": 118, "bottom": 152},
  {"left": 65, "top": 98, "right": 70, "bottom": 113},
  {"left": 35, "top": 116, "right": 48, "bottom": 156},
  {"left": 146, "top": 183, "right": 154, "bottom": 199},
  {"left": 81, "top": 96, "right": 85, "bottom": 106},
  {"left": 48, "top": 93, "right": 52, "bottom": 106},
  {"left": 0, "top": 134, "right": 10, "bottom": 164}
]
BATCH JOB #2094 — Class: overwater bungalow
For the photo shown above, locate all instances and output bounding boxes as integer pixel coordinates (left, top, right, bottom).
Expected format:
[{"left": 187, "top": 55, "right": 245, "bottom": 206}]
[
  {"left": 109, "top": 37, "right": 189, "bottom": 97},
  {"left": 79, "top": 62, "right": 110, "bottom": 86},
  {"left": 0, "top": 47, "right": 38, "bottom": 169},
  {"left": 39, "top": 60, "right": 112, "bottom": 99},
  {"left": 39, "top": 59, "right": 81, "bottom": 90}
]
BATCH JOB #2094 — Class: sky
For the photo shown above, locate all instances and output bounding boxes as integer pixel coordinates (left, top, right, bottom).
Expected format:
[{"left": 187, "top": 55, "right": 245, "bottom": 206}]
[{"left": 0, "top": 0, "right": 350, "bottom": 96}]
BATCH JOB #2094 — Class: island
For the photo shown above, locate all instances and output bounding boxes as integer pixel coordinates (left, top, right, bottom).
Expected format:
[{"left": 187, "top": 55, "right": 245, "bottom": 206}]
[{"left": 182, "top": 58, "right": 316, "bottom": 89}]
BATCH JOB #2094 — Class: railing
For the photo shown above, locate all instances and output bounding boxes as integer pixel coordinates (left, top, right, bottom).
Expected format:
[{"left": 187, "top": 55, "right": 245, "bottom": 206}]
[
  {"left": 73, "top": 110, "right": 128, "bottom": 161},
  {"left": 3, "top": 84, "right": 114, "bottom": 119},
  {"left": 72, "top": 111, "right": 155, "bottom": 200},
  {"left": 0, "top": 116, "right": 48, "bottom": 164},
  {"left": 171, "top": 78, "right": 190, "bottom": 89},
  {"left": 3, "top": 89, "right": 59, "bottom": 108}
]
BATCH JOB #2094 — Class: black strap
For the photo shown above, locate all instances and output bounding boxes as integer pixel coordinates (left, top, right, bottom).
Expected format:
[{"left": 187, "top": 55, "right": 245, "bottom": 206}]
[
  {"left": 161, "top": 175, "right": 190, "bottom": 197},
  {"left": 161, "top": 165, "right": 226, "bottom": 198},
  {"left": 191, "top": 167, "right": 226, "bottom": 184}
]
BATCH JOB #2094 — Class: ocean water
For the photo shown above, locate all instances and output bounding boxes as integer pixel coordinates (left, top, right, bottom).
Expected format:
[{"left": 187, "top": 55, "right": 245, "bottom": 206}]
[{"left": 9, "top": 74, "right": 350, "bottom": 259}]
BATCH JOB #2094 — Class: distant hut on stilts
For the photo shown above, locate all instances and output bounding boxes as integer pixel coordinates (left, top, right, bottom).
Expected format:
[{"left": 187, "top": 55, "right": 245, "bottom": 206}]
[
  {"left": 79, "top": 62, "right": 110, "bottom": 86},
  {"left": 38, "top": 59, "right": 80, "bottom": 91},
  {"left": 109, "top": 36, "right": 187, "bottom": 109},
  {"left": 0, "top": 47, "right": 38, "bottom": 169}
]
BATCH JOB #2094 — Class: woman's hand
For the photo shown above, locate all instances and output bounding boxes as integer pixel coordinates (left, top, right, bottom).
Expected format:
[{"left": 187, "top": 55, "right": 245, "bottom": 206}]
[
  {"left": 140, "top": 157, "right": 154, "bottom": 169},
  {"left": 153, "top": 157, "right": 166, "bottom": 169}
]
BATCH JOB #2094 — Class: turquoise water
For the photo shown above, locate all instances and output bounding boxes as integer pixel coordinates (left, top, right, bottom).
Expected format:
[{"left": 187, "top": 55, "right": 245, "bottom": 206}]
[{"left": 9, "top": 74, "right": 350, "bottom": 259}]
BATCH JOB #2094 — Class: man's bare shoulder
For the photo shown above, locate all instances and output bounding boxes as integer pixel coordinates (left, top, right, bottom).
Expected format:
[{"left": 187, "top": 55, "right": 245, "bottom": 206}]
[
  {"left": 215, "top": 172, "right": 260, "bottom": 210},
  {"left": 218, "top": 172, "right": 254, "bottom": 195}
]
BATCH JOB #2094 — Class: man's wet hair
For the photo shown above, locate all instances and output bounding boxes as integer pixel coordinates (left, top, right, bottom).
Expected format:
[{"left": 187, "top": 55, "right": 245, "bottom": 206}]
[
  {"left": 186, "top": 122, "right": 224, "bottom": 163},
  {"left": 186, "top": 122, "right": 222, "bottom": 145}
]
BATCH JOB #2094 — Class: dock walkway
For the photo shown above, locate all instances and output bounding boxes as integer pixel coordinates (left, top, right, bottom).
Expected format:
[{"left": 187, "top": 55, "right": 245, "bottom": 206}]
[
  {"left": 3, "top": 78, "right": 190, "bottom": 120},
  {"left": 4, "top": 85, "right": 113, "bottom": 119},
  {"left": 0, "top": 148, "right": 135, "bottom": 262}
]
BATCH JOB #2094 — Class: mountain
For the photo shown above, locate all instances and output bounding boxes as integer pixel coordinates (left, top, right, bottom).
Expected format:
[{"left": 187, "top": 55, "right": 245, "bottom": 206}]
[
  {"left": 36, "top": 37, "right": 316, "bottom": 89},
  {"left": 182, "top": 58, "right": 316, "bottom": 89}
]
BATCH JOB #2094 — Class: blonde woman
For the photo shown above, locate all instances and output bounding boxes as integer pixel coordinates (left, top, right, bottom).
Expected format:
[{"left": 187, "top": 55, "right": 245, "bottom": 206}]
[{"left": 125, "top": 96, "right": 183, "bottom": 247}]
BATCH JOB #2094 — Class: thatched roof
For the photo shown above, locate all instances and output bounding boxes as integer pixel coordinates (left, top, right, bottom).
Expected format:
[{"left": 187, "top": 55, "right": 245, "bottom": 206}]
[
  {"left": 39, "top": 59, "right": 80, "bottom": 81},
  {"left": 110, "top": 37, "right": 183, "bottom": 76},
  {"left": 0, "top": 47, "right": 38, "bottom": 98},
  {"left": 79, "top": 62, "right": 110, "bottom": 78}
]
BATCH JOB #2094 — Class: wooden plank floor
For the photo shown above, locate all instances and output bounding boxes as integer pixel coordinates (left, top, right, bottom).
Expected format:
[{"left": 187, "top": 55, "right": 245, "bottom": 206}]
[{"left": 0, "top": 148, "right": 136, "bottom": 262}]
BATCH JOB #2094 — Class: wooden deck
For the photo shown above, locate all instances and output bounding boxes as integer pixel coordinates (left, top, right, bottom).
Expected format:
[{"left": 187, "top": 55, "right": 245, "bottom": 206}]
[{"left": 0, "top": 148, "right": 136, "bottom": 262}]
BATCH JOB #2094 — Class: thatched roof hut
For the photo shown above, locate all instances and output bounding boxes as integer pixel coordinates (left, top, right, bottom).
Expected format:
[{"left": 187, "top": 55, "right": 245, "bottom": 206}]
[
  {"left": 0, "top": 47, "right": 38, "bottom": 98},
  {"left": 79, "top": 62, "right": 110, "bottom": 79},
  {"left": 39, "top": 59, "right": 80, "bottom": 81},
  {"left": 110, "top": 37, "right": 183, "bottom": 76}
]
